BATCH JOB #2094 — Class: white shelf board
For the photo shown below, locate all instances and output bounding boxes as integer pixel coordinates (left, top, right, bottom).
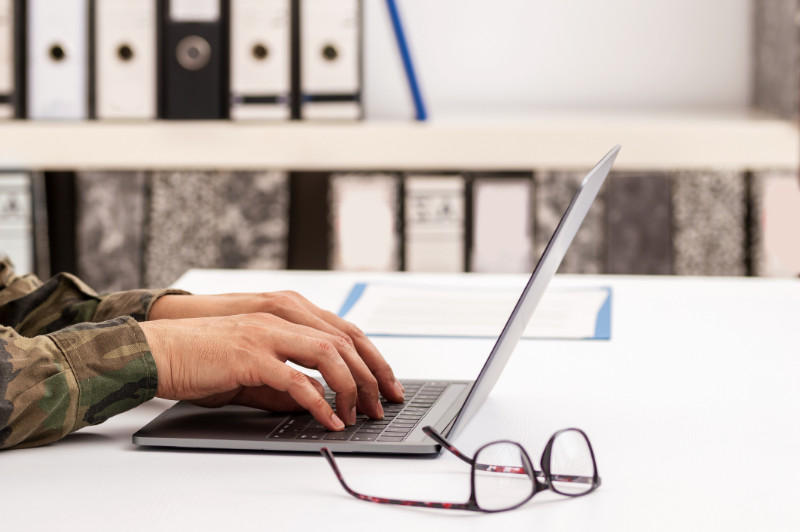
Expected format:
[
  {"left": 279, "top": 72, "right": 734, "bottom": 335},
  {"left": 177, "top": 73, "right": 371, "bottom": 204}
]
[{"left": 0, "top": 111, "right": 796, "bottom": 172}]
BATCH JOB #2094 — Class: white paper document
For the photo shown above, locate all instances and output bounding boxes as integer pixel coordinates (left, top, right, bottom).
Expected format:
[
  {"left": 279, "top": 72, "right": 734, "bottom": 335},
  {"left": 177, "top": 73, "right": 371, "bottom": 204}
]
[{"left": 339, "top": 283, "right": 612, "bottom": 340}]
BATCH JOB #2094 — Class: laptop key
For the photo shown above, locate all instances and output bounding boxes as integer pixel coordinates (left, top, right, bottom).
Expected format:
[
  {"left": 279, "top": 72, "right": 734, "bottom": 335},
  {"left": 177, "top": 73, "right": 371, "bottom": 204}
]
[
  {"left": 323, "top": 432, "right": 353, "bottom": 441},
  {"left": 377, "top": 436, "right": 405, "bottom": 442},
  {"left": 351, "top": 434, "right": 378, "bottom": 442}
]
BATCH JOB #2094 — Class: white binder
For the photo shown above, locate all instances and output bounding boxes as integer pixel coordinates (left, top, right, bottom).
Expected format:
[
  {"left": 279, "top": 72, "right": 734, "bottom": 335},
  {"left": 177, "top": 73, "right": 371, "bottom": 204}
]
[
  {"left": 230, "top": 0, "right": 291, "bottom": 120},
  {"left": 0, "top": 0, "right": 14, "bottom": 118},
  {"left": 0, "top": 173, "right": 34, "bottom": 274},
  {"left": 330, "top": 174, "right": 399, "bottom": 271},
  {"left": 300, "top": 0, "right": 361, "bottom": 119},
  {"left": 471, "top": 178, "right": 534, "bottom": 273},
  {"left": 758, "top": 172, "right": 800, "bottom": 277},
  {"left": 94, "top": 0, "right": 157, "bottom": 120},
  {"left": 27, "top": 0, "right": 89, "bottom": 120},
  {"left": 404, "top": 175, "right": 465, "bottom": 272}
]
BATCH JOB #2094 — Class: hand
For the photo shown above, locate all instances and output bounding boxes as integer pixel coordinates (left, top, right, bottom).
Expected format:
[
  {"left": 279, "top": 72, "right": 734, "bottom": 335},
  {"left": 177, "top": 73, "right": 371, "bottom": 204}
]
[
  {"left": 147, "top": 292, "right": 405, "bottom": 421},
  {"left": 140, "top": 312, "right": 394, "bottom": 430}
]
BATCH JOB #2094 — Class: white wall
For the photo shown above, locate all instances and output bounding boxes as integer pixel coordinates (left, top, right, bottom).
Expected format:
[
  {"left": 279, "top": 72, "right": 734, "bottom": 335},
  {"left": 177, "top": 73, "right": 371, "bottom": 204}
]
[{"left": 363, "top": 0, "right": 753, "bottom": 119}]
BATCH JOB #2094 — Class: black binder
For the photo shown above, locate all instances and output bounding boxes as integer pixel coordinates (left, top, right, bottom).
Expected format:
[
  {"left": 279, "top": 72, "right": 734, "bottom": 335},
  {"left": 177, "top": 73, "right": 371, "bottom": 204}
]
[{"left": 158, "top": 0, "right": 229, "bottom": 119}]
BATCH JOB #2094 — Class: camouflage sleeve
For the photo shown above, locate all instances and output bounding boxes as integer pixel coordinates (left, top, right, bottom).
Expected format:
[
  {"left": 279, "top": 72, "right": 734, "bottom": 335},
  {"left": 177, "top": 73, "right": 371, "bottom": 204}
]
[
  {"left": 0, "top": 258, "right": 189, "bottom": 449},
  {"left": 0, "top": 318, "right": 156, "bottom": 449}
]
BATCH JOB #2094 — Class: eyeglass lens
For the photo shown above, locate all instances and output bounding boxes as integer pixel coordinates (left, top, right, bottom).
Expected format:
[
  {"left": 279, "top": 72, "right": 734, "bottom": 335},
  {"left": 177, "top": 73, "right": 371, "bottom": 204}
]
[
  {"left": 548, "top": 429, "right": 596, "bottom": 496},
  {"left": 472, "top": 441, "right": 536, "bottom": 511}
]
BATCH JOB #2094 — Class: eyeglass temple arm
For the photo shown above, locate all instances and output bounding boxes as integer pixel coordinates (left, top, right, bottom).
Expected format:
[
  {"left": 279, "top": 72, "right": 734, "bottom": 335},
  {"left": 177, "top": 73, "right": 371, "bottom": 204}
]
[
  {"left": 423, "top": 426, "right": 595, "bottom": 485},
  {"left": 320, "top": 448, "right": 475, "bottom": 511}
]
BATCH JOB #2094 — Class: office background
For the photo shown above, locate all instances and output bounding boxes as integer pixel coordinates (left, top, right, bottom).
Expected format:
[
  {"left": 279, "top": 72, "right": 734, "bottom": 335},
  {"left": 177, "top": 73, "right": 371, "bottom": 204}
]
[{"left": 0, "top": 0, "right": 798, "bottom": 293}]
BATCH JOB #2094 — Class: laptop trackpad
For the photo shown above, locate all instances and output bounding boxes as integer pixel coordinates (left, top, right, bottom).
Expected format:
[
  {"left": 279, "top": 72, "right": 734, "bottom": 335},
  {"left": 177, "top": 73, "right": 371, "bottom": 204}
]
[{"left": 135, "top": 402, "right": 289, "bottom": 441}]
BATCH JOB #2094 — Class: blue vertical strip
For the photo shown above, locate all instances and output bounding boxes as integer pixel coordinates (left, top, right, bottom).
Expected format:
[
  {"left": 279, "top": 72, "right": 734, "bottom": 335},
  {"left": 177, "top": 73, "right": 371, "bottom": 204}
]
[
  {"left": 385, "top": 0, "right": 428, "bottom": 121},
  {"left": 593, "top": 288, "right": 613, "bottom": 340}
]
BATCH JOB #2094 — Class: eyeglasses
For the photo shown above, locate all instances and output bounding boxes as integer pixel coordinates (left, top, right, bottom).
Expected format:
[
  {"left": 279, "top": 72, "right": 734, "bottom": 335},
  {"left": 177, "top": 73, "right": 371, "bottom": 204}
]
[{"left": 320, "top": 425, "right": 601, "bottom": 513}]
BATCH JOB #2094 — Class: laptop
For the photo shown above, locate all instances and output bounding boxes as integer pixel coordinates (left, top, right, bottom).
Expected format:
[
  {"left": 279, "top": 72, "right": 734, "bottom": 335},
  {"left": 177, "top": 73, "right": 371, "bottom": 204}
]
[{"left": 133, "top": 145, "right": 620, "bottom": 455}]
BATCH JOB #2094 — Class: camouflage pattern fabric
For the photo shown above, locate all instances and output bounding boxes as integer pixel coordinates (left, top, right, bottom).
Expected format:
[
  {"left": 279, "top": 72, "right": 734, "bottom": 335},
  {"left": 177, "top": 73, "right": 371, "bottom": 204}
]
[{"left": 0, "top": 258, "right": 187, "bottom": 450}]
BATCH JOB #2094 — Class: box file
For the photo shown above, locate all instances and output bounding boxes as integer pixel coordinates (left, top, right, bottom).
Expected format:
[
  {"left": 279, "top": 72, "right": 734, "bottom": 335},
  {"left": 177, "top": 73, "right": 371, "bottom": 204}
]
[
  {"left": 754, "top": 171, "right": 800, "bottom": 277},
  {"left": 534, "top": 171, "right": 606, "bottom": 274},
  {"left": 606, "top": 172, "right": 672, "bottom": 275},
  {"left": 330, "top": 174, "right": 400, "bottom": 271},
  {"left": 26, "top": 0, "right": 89, "bottom": 120},
  {"left": 671, "top": 171, "right": 747, "bottom": 276},
  {"left": 229, "top": 0, "right": 290, "bottom": 120},
  {"left": 404, "top": 175, "right": 465, "bottom": 272},
  {"left": 470, "top": 177, "right": 534, "bottom": 273},
  {"left": 0, "top": 0, "right": 13, "bottom": 118},
  {"left": 300, "top": 0, "right": 361, "bottom": 119},
  {"left": 94, "top": 0, "right": 157, "bottom": 120},
  {"left": 75, "top": 171, "right": 147, "bottom": 292},
  {"left": 145, "top": 170, "right": 289, "bottom": 288},
  {"left": 0, "top": 172, "right": 34, "bottom": 274},
  {"left": 159, "top": 0, "right": 228, "bottom": 119}
]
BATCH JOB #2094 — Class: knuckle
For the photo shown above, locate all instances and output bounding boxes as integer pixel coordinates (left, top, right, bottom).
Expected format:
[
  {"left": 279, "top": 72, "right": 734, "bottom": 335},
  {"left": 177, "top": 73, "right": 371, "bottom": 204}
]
[
  {"left": 277, "top": 290, "right": 301, "bottom": 306},
  {"left": 311, "top": 395, "right": 329, "bottom": 412},
  {"left": 377, "top": 362, "right": 396, "bottom": 380},
  {"left": 342, "top": 381, "right": 358, "bottom": 397},
  {"left": 316, "top": 340, "right": 337, "bottom": 359},
  {"left": 332, "top": 334, "right": 355, "bottom": 351},
  {"left": 288, "top": 370, "right": 309, "bottom": 388},
  {"left": 364, "top": 374, "right": 379, "bottom": 391},
  {"left": 345, "top": 323, "right": 367, "bottom": 342}
]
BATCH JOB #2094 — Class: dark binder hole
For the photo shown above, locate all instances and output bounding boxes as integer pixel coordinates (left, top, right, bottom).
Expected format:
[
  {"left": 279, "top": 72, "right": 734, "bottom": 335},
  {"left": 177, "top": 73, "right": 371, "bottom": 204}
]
[
  {"left": 322, "top": 44, "right": 339, "bottom": 61},
  {"left": 117, "top": 44, "right": 135, "bottom": 61},
  {"left": 187, "top": 46, "right": 201, "bottom": 60},
  {"left": 49, "top": 44, "right": 66, "bottom": 61},
  {"left": 253, "top": 43, "right": 269, "bottom": 60}
]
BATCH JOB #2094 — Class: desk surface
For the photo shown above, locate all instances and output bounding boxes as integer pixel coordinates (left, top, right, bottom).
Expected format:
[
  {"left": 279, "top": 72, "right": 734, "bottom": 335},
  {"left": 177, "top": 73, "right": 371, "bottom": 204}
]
[{"left": 5, "top": 271, "right": 800, "bottom": 531}]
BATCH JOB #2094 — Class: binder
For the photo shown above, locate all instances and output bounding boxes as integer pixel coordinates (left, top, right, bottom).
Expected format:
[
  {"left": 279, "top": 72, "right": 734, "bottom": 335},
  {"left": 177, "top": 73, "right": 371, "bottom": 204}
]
[
  {"left": 671, "top": 171, "right": 747, "bottom": 276},
  {"left": 300, "top": 0, "right": 361, "bottom": 119},
  {"left": 606, "top": 172, "right": 672, "bottom": 275},
  {"left": 94, "top": 0, "right": 157, "bottom": 120},
  {"left": 75, "top": 171, "right": 147, "bottom": 292},
  {"left": 26, "top": 0, "right": 89, "bottom": 120},
  {"left": 534, "top": 171, "right": 606, "bottom": 274},
  {"left": 0, "top": 172, "right": 34, "bottom": 274},
  {"left": 159, "top": 0, "right": 228, "bottom": 119},
  {"left": 752, "top": 171, "right": 800, "bottom": 277},
  {"left": 470, "top": 176, "right": 533, "bottom": 273},
  {"left": 403, "top": 174, "right": 465, "bottom": 272},
  {"left": 229, "top": 0, "right": 290, "bottom": 120},
  {"left": 330, "top": 174, "right": 400, "bottom": 271},
  {"left": 145, "top": 170, "right": 289, "bottom": 288},
  {"left": 0, "top": 0, "right": 13, "bottom": 118}
]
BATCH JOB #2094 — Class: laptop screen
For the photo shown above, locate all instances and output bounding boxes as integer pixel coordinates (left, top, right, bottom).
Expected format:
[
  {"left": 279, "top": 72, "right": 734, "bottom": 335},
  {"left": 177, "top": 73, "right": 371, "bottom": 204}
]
[{"left": 446, "top": 145, "right": 620, "bottom": 440}]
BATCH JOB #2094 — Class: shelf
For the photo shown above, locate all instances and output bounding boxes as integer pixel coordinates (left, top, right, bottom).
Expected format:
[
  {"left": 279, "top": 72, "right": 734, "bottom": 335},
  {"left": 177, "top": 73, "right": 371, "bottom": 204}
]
[{"left": 0, "top": 111, "right": 797, "bottom": 172}]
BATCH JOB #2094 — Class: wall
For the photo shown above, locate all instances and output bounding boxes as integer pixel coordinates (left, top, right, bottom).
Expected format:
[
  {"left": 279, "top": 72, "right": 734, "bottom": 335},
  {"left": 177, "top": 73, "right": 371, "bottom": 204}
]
[{"left": 363, "top": 0, "right": 753, "bottom": 119}]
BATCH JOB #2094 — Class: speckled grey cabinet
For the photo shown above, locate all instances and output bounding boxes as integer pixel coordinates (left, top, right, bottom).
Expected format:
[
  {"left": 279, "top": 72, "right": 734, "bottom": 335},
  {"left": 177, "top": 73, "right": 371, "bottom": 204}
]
[
  {"left": 670, "top": 171, "right": 748, "bottom": 276},
  {"left": 144, "top": 171, "right": 289, "bottom": 288}
]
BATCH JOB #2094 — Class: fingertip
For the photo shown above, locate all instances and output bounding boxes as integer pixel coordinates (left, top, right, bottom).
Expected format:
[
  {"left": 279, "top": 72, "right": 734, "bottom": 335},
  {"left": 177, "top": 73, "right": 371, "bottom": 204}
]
[{"left": 330, "top": 412, "right": 345, "bottom": 431}]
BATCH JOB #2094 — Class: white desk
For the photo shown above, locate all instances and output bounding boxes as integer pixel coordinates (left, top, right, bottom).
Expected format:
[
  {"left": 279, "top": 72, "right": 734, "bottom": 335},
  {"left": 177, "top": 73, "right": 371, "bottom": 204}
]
[{"left": 5, "top": 271, "right": 800, "bottom": 531}]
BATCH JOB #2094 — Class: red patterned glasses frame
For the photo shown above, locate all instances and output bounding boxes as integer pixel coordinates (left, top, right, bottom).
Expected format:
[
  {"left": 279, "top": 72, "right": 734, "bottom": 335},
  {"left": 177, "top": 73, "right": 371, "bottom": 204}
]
[{"left": 320, "top": 426, "right": 601, "bottom": 513}]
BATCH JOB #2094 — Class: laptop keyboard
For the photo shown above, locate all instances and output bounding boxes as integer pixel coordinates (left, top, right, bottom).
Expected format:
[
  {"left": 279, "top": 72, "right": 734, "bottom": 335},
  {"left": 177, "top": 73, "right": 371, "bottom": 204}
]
[{"left": 268, "top": 381, "right": 447, "bottom": 443}]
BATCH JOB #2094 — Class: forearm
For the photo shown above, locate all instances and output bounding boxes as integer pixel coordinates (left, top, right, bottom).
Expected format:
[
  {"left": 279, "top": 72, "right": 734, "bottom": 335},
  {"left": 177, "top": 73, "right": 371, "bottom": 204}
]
[{"left": 0, "top": 318, "right": 157, "bottom": 450}]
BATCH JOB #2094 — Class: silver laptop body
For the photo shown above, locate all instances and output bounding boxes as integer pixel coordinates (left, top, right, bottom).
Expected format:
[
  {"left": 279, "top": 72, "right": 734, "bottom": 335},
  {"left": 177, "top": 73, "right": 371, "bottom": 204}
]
[{"left": 133, "top": 146, "right": 620, "bottom": 455}]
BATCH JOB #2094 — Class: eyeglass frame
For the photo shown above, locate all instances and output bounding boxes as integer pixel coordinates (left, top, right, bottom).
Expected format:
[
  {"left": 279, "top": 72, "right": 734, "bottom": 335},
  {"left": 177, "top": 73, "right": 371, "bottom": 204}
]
[{"left": 320, "top": 425, "right": 601, "bottom": 513}]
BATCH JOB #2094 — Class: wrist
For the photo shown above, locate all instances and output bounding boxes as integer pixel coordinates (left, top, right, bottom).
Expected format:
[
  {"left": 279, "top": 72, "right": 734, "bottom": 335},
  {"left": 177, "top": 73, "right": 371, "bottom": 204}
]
[{"left": 148, "top": 294, "right": 188, "bottom": 320}]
